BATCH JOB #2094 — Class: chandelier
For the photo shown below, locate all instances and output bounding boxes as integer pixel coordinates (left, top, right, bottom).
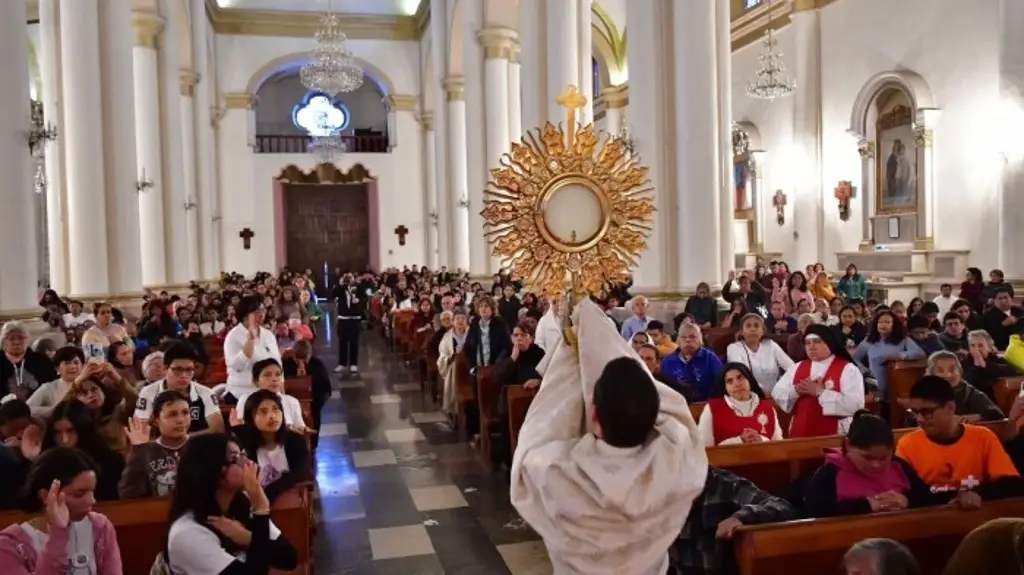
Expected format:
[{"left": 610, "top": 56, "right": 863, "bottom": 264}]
[
  {"left": 299, "top": 0, "right": 363, "bottom": 96},
  {"left": 746, "top": 0, "right": 795, "bottom": 101},
  {"left": 309, "top": 133, "right": 347, "bottom": 165},
  {"left": 27, "top": 100, "right": 57, "bottom": 160}
]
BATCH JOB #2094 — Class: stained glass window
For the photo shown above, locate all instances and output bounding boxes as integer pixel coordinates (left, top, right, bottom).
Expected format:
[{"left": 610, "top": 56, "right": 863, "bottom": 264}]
[
  {"left": 745, "top": 0, "right": 762, "bottom": 8},
  {"left": 293, "top": 92, "right": 349, "bottom": 137}
]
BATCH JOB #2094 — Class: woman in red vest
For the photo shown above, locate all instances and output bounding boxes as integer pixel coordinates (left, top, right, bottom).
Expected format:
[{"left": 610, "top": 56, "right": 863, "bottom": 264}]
[
  {"left": 771, "top": 324, "right": 865, "bottom": 438},
  {"left": 697, "top": 363, "right": 783, "bottom": 446}
]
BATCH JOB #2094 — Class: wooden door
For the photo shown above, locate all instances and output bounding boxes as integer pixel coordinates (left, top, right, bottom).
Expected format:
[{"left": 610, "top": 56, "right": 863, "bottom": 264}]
[{"left": 284, "top": 183, "right": 370, "bottom": 279}]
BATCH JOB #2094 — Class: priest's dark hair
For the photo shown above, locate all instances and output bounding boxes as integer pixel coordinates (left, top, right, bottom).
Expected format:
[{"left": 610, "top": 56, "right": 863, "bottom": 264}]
[{"left": 593, "top": 356, "right": 659, "bottom": 448}]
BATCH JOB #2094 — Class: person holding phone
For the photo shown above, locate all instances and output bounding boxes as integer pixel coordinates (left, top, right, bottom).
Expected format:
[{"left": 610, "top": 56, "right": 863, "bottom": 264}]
[{"left": 222, "top": 297, "right": 281, "bottom": 405}]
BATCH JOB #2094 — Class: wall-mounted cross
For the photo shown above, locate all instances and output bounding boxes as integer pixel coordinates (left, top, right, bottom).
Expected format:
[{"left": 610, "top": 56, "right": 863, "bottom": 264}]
[
  {"left": 239, "top": 227, "right": 255, "bottom": 250},
  {"left": 394, "top": 225, "right": 409, "bottom": 246}
]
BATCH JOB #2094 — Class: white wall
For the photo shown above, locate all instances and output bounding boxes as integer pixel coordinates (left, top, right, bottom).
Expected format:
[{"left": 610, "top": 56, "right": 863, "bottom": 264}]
[
  {"left": 730, "top": 0, "right": 1001, "bottom": 269},
  {"left": 255, "top": 73, "right": 390, "bottom": 135},
  {"left": 215, "top": 35, "right": 426, "bottom": 275}
]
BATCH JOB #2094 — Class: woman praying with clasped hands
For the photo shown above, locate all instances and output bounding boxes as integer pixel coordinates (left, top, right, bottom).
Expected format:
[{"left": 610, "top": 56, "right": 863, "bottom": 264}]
[{"left": 223, "top": 296, "right": 282, "bottom": 404}]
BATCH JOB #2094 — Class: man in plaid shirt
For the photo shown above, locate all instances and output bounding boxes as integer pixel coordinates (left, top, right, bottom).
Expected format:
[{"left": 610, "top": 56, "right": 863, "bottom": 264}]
[{"left": 670, "top": 467, "right": 797, "bottom": 574}]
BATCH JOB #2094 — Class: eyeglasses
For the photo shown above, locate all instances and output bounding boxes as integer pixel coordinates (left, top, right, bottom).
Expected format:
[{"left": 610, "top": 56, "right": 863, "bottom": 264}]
[
  {"left": 169, "top": 366, "right": 196, "bottom": 376},
  {"left": 910, "top": 406, "right": 940, "bottom": 419}
]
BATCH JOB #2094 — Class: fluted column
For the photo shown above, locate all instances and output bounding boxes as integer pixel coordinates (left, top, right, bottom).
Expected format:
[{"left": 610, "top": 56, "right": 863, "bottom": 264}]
[
  {"left": 444, "top": 76, "right": 471, "bottom": 272},
  {"left": 60, "top": 0, "right": 109, "bottom": 296},
  {"left": 179, "top": 70, "right": 202, "bottom": 281},
  {"left": 132, "top": 13, "right": 168, "bottom": 287},
  {"left": 159, "top": 0, "right": 190, "bottom": 284},
  {"left": 421, "top": 113, "right": 440, "bottom": 269},
  {"left": 38, "top": 0, "right": 68, "bottom": 295},
  {"left": 715, "top": 0, "right": 735, "bottom": 275},
  {"left": 191, "top": 0, "right": 218, "bottom": 279},
  {"left": 99, "top": 0, "right": 142, "bottom": 294},
  {"left": 601, "top": 85, "right": 627, "bottom": 135},
  {"left": 791, "top": 4, "right": 823, "bottom": 265},
  {"left": 674, "top": 0, "right": 723, "bottom": 289},
  {"left": 508, "top": 47, "right": 522, "bottom": 142},
  {"left": 0, "top": 0, "right": 39, "bottom": 312},
  {"left": 478, "top": 28, "right": 518, "bottom": 273},
  {"left": 999, "top": 0, "right": 1024, "bottom": 277}
]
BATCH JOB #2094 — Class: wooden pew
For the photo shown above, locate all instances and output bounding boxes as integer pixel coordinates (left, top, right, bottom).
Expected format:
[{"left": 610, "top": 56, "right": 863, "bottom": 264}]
[
  {"left": 507, "top": 384, "right": 538, "bottom": 455},
  {"left": 453, "top": 353, "right": 475, "bottom": 436},
  {"left": 886, "top": 359, "right": 927, "bottom": 425},
  {"left": 993, "top": 375, "right": 1024, "bottom": 416},
  {"left": 0, "top": 489, "right": 312, "bottom": 575},
  {"left": 734, "top": 497, "right": 1024, "bottom": 575},
  {"left": 475, "top": 365, "right": 497, "bottom": 461},
  {"left": 708, "top": 419, "right": 1017, "bottom": 497},
  {"left": 285, "top": 375, "right": 312, "bottom": 401}
]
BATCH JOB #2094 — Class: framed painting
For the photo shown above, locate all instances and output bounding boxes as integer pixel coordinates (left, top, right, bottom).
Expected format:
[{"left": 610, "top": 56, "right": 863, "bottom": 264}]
[{"left": 875, "top": 103, "right": 918, "bottom": 214}]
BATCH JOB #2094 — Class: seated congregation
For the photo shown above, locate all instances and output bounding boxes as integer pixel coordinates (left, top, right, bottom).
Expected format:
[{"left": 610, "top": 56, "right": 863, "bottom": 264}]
[
  {"left": 0, "top": 270, "right": 331, "bottom": 573},
  {"left": 380, "top": 261, "right": 1024, "bottom": 574}
]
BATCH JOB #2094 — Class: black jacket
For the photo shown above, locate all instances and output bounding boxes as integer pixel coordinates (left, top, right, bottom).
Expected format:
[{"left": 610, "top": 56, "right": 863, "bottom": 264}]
[
  {"left": 233, "top": 426, "right": 310, "bottom": 503},
  {"left": 0, "top": 349, "right": 57, "bottom": 398},
  {"left": 332, "top": 284, "right": 367, "bottom": 319},
  {"left": 981, "top": 306, "right": 1024, "bottom": 350},
  {"left": 802, "top": 455, "right": 935, "bottom": 518},
  {"left": 463, "top": 316, "right": 512, "bottom": 371},
  {"left": 962, "top": 353, "right": 1022, "bottom": 400},
  {"left": 497, "top": 296, "right": 523, "bottom": 327},
  {"left": 722, "top": 280, "right": 768, "bottom": 313}
]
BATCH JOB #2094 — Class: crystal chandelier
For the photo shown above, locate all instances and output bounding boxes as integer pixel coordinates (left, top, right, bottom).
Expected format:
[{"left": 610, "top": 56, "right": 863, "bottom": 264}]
[
  {"left": 309, "top": 133, "right": 347, "bottom": 165},
  {"left": 746, "top": 0, "right": 795, "bottom": 101},
  {"left": 299, "top": 0, "right": 363, "bottom": 96}
]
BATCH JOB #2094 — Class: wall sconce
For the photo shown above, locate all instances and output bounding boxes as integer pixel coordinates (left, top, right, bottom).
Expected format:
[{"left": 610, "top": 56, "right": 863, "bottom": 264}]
[
  {"left": 27, "top": 100, "right": 57, "bottom": 159},
  {"left": 33, "top": 164, "right": 47, "bottom": 195},
  {"left": 184, "top": 197, "right": 198, "bottom": 211},
  {"left": 135, "top": 167, "right": 154, "bottom": 194},
  {"left": 428, "top": 210, "right": 438, "bottom": 226},
  {"left": 457, "top": 194, "right": 470, "bottom": 208},
  {"left": 212, "top": 214, "right": 223, "bottom": 223}
]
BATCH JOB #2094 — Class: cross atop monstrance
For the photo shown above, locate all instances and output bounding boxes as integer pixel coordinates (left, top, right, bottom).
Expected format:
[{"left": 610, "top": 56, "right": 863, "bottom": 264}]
[{"left": 480, "top": 84, "right": 656, "bottom": 307}]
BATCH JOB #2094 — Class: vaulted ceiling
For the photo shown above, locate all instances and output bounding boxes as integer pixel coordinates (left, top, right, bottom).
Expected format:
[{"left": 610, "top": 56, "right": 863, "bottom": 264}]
[{"left": 214, "top": 0, "right": 423, "bottom": 16}]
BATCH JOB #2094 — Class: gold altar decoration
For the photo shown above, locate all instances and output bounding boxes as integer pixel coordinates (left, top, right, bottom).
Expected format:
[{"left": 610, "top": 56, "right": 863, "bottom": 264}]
[{"left": 480, "top": 85, "right": 655, "bottom": 299}]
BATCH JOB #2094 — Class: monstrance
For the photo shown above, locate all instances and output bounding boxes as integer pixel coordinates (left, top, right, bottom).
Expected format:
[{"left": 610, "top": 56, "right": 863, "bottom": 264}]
[{"left": 480, "top": 85, "right": 655, "bottom": 312}]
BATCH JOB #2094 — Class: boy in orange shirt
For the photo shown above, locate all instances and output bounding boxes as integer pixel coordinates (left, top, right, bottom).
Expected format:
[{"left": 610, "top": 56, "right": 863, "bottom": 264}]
[{"left": 897, "top": 375, "right": 1024, "bottom": 508}]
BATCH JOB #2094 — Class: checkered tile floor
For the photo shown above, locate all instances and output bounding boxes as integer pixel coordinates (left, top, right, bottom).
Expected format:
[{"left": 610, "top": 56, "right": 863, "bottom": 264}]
[{"left": 312, "top": 323, "right": 552, "bottom": 574}]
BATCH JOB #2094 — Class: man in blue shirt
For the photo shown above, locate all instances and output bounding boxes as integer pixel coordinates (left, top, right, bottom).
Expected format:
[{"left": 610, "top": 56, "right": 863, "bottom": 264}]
[
  {"left": 620, "top": 296, "right": 652, "bottom": 341},
  {"left": 659, "top": 323, "right": 723, "bottom": 402}
]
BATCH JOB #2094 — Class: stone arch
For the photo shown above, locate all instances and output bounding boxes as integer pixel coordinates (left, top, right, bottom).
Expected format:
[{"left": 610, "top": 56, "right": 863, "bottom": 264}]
[
  {"left": 848, "top": 70, "right": 936, "bottom": 139},
  {"left": 448, "top": 0, "right": 465, "bottom": 76},
  {"left": 591, "top": 3, "right": 626, "bottom": 86},
  {"left": 734, "top": 120, "right": 764, "bottom": 152},
  {"left": 244, "top": 52, "right": 398, "bottom": 99}
]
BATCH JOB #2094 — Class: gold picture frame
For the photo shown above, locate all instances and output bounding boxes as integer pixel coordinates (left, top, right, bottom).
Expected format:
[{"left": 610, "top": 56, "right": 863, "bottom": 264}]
[
  {"left": 874, "top": 102, "right": 919, "bottom": 215},
  {"left": 480, "top": 85, "right": 655, "bottom": 299}
]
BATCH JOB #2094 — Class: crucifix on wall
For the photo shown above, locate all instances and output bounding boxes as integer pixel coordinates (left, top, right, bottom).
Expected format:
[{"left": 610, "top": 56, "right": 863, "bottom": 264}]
[
  {"left": 394, "top": 225, "right": 409, "bottom": 246},
  {"left": 239, "top": 227, "right": 255, "bottom": 250}
]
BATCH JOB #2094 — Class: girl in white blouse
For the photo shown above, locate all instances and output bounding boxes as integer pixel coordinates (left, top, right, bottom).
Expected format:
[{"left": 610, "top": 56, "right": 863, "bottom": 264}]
[
  {"left": 223, "top": 297, "right": 281, "bottom": 403},
  {"left": 697, "top": 363, "right": 784, "bottom": 446},
  {"left": 726, "top": 313, "right": 795, "bottom": 395}
]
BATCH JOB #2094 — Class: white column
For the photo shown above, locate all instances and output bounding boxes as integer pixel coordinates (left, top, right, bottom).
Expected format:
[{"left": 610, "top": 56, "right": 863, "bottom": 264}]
[
  {"left": 508, "top": 47, "right": 522, "bottom": 142},
  {"left": 444, "top": 76, "right": 471, "bottom": 272},
  {"left": 601, "top": 85, "right": 627, "bottom": 136},
  {"left": 179, "top": 72, "right": 202, "bottom": 281},
  {"left": 428, "top": 0, "right": 450, "bottom": 266},
  {"left": 159, "top": 0, "right": 190, "bottom": 284},
  {"left": 191, "top": 0, "right": 218, "bottom": 279},
  {"left": 546, "top": 0, "right": 579, "bottom": 122},
  {"left": 999, "top": 0, "right": 1024, "bottom": 277},
  {"left": 577, "top": 0, "right": 593, "bottom": 125},
  {"left": 132, "top": 15, "right": 167, "bottom": 287},
  {"left": 674, "top": 0, "right": 723, "bottom": 289},
  {"left": 38, "top": 0, "right": 68, "bottom": 295},
  {"left": 60, "top": 0, "right": 109, "bottom": 296},
  {"left": 99, "top": 0, "right": 142, "bottom": 294},
  {"left": 0, "top": 0, "right": 39, "bottom": 312},
  {"left": 790, "top": 6, "right": 824, "bottom": 266},
  {"left": 422, "top": 113, "right": 440, "bottom": 268},
  {"left": 478, "top": 28, "right": 517, "bottom": 273},
  {"left": 715, "top": 0, "right": 736, "bottom": 272}
]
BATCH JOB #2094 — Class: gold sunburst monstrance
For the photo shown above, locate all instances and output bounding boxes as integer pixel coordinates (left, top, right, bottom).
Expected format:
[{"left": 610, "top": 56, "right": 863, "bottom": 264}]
[{"left": 480, "top": 85, "right": 656, "bottom": 299}]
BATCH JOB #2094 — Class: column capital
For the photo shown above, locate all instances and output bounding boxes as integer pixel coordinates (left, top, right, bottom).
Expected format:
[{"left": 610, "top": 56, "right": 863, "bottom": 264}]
[
  {"left": 211, "top": 106, "right": 227, "bottom": 128},
  {"left": 791, "top": 0, "right": 823, "bottom": 12},
  {"left": 180, "top": 69, "right": 198, "bottom": 97},
  {"left": 509, "top": 45, "right": 520, "bottom": 64},
  {"left": 132, "top": 13, "right": 165, "bottom": 49},
  {"left": 476, "top": 27, "right": 519, "bottom": 60},
  {"left": 417, "top": 111, "right": 435, "bottom": 131},
  {"left": 443, "top": 76, "right": 465, "bottom": 101},
  {"left": 386, "top": 94, "right": 418, "bottom": 112},
  {"left": 224, "top": 92, "right": 256, "bottom": 109},
  {"left": 601, "top": 85, "right": 629, "bottom": 109}
]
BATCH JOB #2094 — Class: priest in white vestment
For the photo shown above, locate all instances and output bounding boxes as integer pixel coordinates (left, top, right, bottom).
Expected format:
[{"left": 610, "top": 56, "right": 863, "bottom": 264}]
[{"left": 510, "top": 299, "right": 708, "bottom": 575}]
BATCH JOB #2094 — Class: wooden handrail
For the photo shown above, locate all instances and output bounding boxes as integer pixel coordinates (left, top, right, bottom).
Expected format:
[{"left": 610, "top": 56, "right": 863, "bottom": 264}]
[{"left": 255, "top": 133, "right": 389, "bottom": 154}]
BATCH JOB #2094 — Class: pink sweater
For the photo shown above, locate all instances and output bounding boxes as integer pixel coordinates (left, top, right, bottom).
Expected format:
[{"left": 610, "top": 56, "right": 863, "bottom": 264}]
[{"left": 0, "top": 512, "right": 122, "bottom": 575}]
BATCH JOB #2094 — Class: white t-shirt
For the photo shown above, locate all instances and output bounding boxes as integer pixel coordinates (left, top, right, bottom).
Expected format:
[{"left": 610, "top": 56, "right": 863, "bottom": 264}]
[
  {"left": 167, "top": 512, "right": 281, "bottom": 575},
  {"left": 21, "top": 518, "right": 96, "bottom": 575},
  {"left": 26, "top": 378, "right": 72, "bottom": 418},
  {"left": 234, "top": 391, "right": 306, "bottom": 428},
  {"left": 223, "top": 324, "right": 282, "bottom": 399},
  {"left": 62, "top": 312, "right": 95, "bottom": 328},
  {"left": 725, "top": 339, "right": 795, "bottom": 395},
  {"left": 135, "top": 380, "right": 220, "bottom": 433},
  {"left": 933, "top": 294, "right": 955, "bottom": 317},
  {"left": 199, "top": 321, "right": 226, "bottom": 336},
  {"left": 257, "top": 445, "right": 291, "bottom": 486}
]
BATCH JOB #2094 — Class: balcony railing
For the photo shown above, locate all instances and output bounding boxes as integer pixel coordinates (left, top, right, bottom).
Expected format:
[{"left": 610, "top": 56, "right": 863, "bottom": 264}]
[{"left": 255, "top": 133, "right": 389, "bottom": 154}]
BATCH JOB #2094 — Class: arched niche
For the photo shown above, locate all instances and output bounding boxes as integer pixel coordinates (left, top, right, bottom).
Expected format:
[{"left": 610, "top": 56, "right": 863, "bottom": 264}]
[
  {"left": 848, "top": 70, "right": 940, "bottom": 251},
  {"left": 448, "top": 0, "right": 466, "bottom": 76},
  {"left": 732, "top": 121, "right": 767, "bottom": 255}
]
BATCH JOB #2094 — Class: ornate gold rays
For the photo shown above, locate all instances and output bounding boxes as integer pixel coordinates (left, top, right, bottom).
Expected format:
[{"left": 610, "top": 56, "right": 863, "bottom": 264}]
[{"left": 480, "top": 85, "right": 655, "bottom": 298}]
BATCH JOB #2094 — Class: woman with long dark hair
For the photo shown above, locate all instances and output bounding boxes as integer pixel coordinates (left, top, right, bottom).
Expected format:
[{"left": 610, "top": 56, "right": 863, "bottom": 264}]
[
  {"left": 959, "top": 267, "right": 987, "bottom": 313},
  {"left": 35, "top": 400, "right": 124, "bottom": 501},
  {"left": 166, "top": 433, "right": 298, "bottom": 574},
  {"left": 232, "top": 390, "right": 309, "bottom": 503},
  {"left": 852, "top": 310, "right": 925, "bottom": 399}
]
